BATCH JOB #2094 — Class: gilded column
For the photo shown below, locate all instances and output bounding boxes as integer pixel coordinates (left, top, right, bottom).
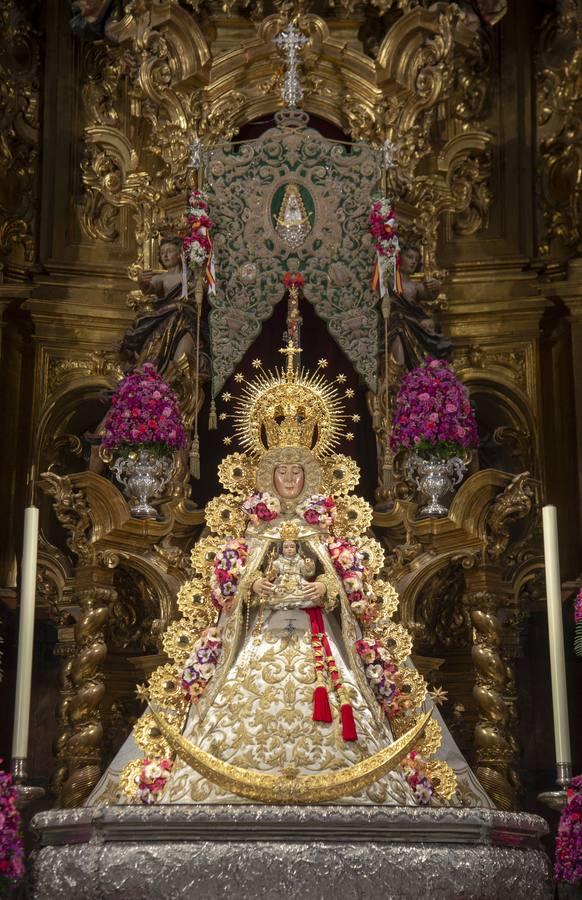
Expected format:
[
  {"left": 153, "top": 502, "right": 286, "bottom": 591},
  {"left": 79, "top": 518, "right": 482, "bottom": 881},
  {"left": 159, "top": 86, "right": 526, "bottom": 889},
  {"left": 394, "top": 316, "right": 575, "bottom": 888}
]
[
  {"left": 470, "top": 592, "right": 517, "bottom": 810},
  {"left": 58, "top": 569, "right": 115, "bottom": 809}
]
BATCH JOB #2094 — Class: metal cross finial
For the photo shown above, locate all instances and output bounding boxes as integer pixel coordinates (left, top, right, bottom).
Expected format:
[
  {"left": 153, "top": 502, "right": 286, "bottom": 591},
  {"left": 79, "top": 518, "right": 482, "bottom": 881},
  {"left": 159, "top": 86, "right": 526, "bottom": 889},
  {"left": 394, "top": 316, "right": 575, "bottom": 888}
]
[
  {"left": 275, "top": 22, "right": 308, "bottom": 109},
  {"left": 279, "top": 342, "right": 302, "bottom": 376}
]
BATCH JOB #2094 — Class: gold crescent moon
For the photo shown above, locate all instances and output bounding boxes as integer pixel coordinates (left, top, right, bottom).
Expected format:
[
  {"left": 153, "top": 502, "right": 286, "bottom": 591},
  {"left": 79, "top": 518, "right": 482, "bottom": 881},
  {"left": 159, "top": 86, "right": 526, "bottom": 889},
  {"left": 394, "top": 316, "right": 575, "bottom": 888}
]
[{"left": 150, "top": 706, "right": 432, "bottom": 803}]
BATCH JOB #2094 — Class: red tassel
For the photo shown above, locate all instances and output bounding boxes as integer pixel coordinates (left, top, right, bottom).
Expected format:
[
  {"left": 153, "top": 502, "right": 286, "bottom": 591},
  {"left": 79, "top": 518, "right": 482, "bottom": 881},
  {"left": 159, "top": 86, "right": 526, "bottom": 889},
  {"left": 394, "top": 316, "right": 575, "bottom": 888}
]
[
  {"left": 313, "top": 685, "right": 333, "bottom": 723},
  {"left": 341, "top": 703, "right": 358, "bottom": 741}
]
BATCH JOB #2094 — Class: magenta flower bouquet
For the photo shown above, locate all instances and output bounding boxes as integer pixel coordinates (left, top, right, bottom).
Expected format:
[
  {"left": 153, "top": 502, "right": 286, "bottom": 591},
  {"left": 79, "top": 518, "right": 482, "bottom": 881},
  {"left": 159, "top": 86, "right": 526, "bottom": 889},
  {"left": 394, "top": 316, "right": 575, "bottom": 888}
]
[
  {"left": 102, "top": 364, "right": 187, "bottom": 458},
  {"left": 554, "top": 774, "right": 582, "bottom": 885},
  {"left": 575, "top": 587, "right": 582, "bottom": 657},
  {"left": 0, "top": 762, "right": 24, "bottom": 891},
  {"left": 390, "top": 358, "right": 479, "bottom": 460}
]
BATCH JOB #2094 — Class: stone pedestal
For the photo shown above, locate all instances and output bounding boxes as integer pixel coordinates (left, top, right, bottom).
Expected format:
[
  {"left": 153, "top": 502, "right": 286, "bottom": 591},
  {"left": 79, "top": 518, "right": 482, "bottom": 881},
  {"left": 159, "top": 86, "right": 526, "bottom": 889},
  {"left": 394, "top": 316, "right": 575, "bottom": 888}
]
[{"left": 30, "top": 805, "right": 552, "bottom": 900}]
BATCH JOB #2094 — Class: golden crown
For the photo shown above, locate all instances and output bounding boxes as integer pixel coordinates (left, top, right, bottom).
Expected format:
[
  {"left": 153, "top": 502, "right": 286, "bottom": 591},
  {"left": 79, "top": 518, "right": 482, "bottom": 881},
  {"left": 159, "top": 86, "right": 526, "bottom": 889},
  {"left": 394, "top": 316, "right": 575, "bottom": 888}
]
[{"left": 218, "top": 345, "right": 357, "bottom": 459}]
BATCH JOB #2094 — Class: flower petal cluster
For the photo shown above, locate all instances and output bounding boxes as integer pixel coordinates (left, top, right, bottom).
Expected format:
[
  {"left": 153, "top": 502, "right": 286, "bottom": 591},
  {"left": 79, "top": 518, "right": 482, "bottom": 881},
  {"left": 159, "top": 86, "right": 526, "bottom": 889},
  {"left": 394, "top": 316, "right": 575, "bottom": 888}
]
[
  {"left": 135, "top": 757, "right": 173, "bottom": 805},
  {"left": 390, "top": 358, "right": 479, "bottom": 458},
  {"left": 210, "top": 539, "right": 248, "bottom": 610},
  {"left": 354, "top": 638, "right": 412, "bottom": 720},
  {"left": 181, "top": 626, "right": 223, "bottom": 701},
  {"left": 297, "top": 495, "right": 336, "bottom": 528},
  {"left": 554, "top": 774, "right": 582, "bottom": 884},
  {"left": 368, "top": 198, "right": 400, "bottom": 273},
  {"left": 283, "top": 272, "right": 305, "bottom": 288},
  {"left": 0, "top": 762, "right": 24, "bottom": 887},
  {"left": 327, "top": 538, "right": 377, "bottom": 624},
  {"left": 401, "top": 751, "right": 435, "bottom": 806},
  {"left": 102, "top": 364, "right": 187, "bottom": 453},
  {"left": 183, "top": 189, "right": 213, "bottom": 272},
  {"left": 242, "top": 491, "right": 281, "bottom": 523}
]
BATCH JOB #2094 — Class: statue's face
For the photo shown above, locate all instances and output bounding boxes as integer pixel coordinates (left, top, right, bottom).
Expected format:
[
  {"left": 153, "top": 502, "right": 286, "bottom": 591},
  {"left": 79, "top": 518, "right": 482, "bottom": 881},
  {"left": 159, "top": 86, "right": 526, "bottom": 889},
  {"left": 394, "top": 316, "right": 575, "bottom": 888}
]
[
  {"left": 282, "top": 540, "right": 297, "bottom": 558},
  {"left": 273, "top": 464, "right": 305, "bottom": 499},
  {"left": 159, "top": 242, "right": 181, "bottom": 270},
  {"left": 400, "top": 247, "right": 421, "bottom": 275}
]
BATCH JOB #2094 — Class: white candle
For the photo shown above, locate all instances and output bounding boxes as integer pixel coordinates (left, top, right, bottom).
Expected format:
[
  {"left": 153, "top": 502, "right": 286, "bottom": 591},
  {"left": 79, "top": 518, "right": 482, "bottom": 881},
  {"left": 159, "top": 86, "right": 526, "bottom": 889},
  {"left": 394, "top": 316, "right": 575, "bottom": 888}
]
[
  {"left": 542, "top": 504, "right": 572, "bottom": 769},
  {"left": 11, "top": 505, "right": 39, "bottom": 761}
]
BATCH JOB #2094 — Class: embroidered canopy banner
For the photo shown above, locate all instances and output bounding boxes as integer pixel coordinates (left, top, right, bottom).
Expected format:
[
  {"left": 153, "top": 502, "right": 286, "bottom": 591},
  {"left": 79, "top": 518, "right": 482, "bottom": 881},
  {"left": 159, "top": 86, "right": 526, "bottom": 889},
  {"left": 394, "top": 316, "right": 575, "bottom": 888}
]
[{"left": 205, "top": 118, "right": 381, "bottom": 395}]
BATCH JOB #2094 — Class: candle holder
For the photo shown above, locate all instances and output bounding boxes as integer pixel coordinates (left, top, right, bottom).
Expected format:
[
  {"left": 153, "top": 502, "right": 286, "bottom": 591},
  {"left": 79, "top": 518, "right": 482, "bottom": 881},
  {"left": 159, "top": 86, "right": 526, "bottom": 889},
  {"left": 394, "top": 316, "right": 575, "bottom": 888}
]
[
  {"left": 537, "top": 762, "right": 572, "bottom": 811},
  {"left": 11, "top": 757, "right": 45, "bottom": 809}
]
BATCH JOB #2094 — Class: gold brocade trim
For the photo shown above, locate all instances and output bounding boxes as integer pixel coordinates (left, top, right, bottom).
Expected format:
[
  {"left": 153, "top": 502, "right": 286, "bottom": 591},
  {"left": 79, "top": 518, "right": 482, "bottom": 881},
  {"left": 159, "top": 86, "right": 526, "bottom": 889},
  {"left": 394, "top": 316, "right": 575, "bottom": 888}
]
[
  {"left": 205, "top": 494, "right": 247, "bottom": 537},
  {"left": 392, "top": 715, "right": 442, "bottom": 756},
  {"left": 426, "top": 760, "right": 458, "bottom": 800},
  {"left": 320, "top": 454, "right": 361, "bottom": 497},
  {"left": 364, "top": 620, "right": 413, "bottom": 663},
  {"left": 149, "top": 705, "right": 433, "bottom": 803},
  {"left": 217, "top": 452, "right": 257, "bottom": 495},
  {"left": 355, "top": 537, "right": 386, "bottom": 576},
  {"left": 371, "top": 578, "right": 400, "bottom": 618},
  {"left": 133, "top": 713, "right": 172, "bottom": 758},
  {"left": 334, "top": 495, "right": 373, "bottom": 536},
  {"left": 119, "top": 758, "right": 143, "bottom": 801}
]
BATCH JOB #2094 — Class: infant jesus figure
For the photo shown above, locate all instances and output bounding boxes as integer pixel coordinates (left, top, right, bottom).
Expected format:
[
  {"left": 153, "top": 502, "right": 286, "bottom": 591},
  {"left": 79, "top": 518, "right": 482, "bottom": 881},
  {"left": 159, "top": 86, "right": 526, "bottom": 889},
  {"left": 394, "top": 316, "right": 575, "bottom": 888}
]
[{"left": 263, "top": 540, "right": 319, "bottom": 608}]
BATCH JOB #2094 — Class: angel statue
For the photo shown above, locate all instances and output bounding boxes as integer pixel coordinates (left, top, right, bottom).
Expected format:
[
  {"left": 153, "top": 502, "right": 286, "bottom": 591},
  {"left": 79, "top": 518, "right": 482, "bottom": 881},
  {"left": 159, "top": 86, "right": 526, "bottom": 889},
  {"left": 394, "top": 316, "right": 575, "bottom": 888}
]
[{"left": 87, "top": 345, "right": 491, "bottom": 807}]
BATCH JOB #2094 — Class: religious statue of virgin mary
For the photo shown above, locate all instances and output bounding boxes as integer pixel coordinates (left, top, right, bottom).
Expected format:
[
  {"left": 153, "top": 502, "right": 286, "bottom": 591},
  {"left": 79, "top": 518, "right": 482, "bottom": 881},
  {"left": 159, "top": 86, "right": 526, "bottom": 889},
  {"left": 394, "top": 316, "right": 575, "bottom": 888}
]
[{"left": 87, "top": 346, "right": 491, "bottom": 808}]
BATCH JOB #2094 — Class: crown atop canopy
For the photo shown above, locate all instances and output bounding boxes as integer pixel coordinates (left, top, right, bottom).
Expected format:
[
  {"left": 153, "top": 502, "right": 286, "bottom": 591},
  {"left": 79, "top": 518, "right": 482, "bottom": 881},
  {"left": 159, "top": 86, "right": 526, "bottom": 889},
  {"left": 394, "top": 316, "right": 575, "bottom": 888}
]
[{"left": 219, "top": 344, "right": 357, "bottom": 460}]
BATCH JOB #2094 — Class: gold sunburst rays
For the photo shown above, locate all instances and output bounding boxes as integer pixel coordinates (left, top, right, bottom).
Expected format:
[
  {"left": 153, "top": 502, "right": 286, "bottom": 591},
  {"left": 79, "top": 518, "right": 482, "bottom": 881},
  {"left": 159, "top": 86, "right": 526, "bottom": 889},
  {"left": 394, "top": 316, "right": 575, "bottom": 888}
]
[{"left": 227, "top": 361, "right": 349, "bottom": 459}]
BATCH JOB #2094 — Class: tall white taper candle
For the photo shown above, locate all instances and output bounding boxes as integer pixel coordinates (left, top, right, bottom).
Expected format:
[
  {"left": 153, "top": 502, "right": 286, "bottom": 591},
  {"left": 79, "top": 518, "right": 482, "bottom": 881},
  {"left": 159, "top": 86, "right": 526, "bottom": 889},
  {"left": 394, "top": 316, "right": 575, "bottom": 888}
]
[
  {"left": 11, "top": 505, "right": 39, "bottom": 761},
  {"left": 542, "top": 504, "right": 572, "bottom": 774}
]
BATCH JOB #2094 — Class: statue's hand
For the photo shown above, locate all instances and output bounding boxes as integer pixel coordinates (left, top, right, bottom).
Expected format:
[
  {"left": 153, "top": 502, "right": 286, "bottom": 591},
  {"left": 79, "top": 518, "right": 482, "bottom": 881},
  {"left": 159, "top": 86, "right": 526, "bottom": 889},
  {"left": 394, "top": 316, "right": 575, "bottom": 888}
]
[
  {"left": 302, "top": 581, "right": 326, "bottom": 603},
  {"left": 422, "top": 276, "right": 441, "bottom": 298},
  {"left": 252, "top": 578, "right": 275, "bottom": 599},
  {"left": 137, "top": 269, "right": 154, "bottom": 293}
]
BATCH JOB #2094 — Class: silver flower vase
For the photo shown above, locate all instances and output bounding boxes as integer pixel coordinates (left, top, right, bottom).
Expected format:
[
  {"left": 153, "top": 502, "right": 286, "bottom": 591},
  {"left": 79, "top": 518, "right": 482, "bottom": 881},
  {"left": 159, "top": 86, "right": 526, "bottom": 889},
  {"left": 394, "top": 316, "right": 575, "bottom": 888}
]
[
  {"left": 406, "top": 453, "right": 467, "bottom": 517},
  {"left": 112, "top": 449, "right": 173, "bottom": 518}
]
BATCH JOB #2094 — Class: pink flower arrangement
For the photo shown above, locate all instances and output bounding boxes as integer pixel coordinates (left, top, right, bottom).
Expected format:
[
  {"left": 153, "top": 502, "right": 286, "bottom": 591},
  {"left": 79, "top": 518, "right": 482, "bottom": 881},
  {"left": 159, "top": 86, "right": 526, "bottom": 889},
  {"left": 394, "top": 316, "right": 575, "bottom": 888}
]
[
  {"left": 575, "top": 588, "right": 582, "bottom": 657},
  {"left": 555, "top": 774, "right": 582, "bottom": 885},
  {"left": 102, "top": 364, "right": 187, "bottom": 456},
  {"left": 210, "top": 539, "right": 248, "bottom": 610},
  {"left": 242, "top": 492, "right": 281, "bottom": 523},
  {"left": 401, "top": 751, "right": 435, "bottom": 806},
  {"left": 327, "top": 538, "right": 377, "bottom": 624},
  {"left": 390, "top": 358, "right": 479, "bottom": 460},
  {"left": 181, "top": 627, "right": 223, "bottom": 701},
  {"left": 135, "top": 757, "right": 173, "bottom": 804},
  {"left": 298, "top": 495, "right": 336, "bottom": 528},
  {"left": 183, "top": 189, "right": 213, "bottom": 271},
  {"left": 354, "top": 638, "right": 412, "bottom": 720},
  {"left": 0, "top": 762, "right": 24, "bottom": 890}
]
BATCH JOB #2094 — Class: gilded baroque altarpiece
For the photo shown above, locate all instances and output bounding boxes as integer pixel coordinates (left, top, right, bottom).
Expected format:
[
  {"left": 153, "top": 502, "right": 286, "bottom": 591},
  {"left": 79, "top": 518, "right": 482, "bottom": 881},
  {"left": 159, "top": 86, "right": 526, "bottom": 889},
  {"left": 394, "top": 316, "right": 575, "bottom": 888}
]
[{"left": 0, "top": 0, "right": 580, "bottom": 813}]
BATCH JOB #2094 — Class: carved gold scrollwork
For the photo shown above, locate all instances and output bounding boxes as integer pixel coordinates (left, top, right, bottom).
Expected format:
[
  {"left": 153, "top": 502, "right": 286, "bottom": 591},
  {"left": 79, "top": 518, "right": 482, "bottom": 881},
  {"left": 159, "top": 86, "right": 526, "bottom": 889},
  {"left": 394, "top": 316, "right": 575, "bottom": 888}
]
[{"left": 485, "top": 473, "right": 537, "bottom": 561}]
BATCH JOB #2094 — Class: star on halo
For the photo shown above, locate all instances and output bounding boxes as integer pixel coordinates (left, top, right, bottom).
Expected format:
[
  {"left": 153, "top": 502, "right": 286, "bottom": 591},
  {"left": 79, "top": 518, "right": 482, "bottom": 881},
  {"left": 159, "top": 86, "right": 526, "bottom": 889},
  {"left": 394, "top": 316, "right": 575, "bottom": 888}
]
[
  {"left": 345, "top": 388, "right": 355, "bottom": 398},
  {"left": 317, "top": 358, "right": 329, "bottom": 368},
  {"left": 336, "top": 373, "right": 347, "bottom": 383},
  {"left": 223, "top": 436, "right": 232, "bottom": 446},
  {"left": 352, "top": 414, "right": 360, "bottom": 422},
  {"left": 219, "top": 413, "right": 227, "bottom": 421},
  {"left": 252, "top": 359, "right": 262, "bottom": 369},
  {"left": 345, "top": 432, "right": 354, "bottom": 441},
  {"left": 234, "top": 373, "right": 244, "bottom": 383},
  {"left": 222, "top": 392, "right": 232, "bottom": 401}
]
